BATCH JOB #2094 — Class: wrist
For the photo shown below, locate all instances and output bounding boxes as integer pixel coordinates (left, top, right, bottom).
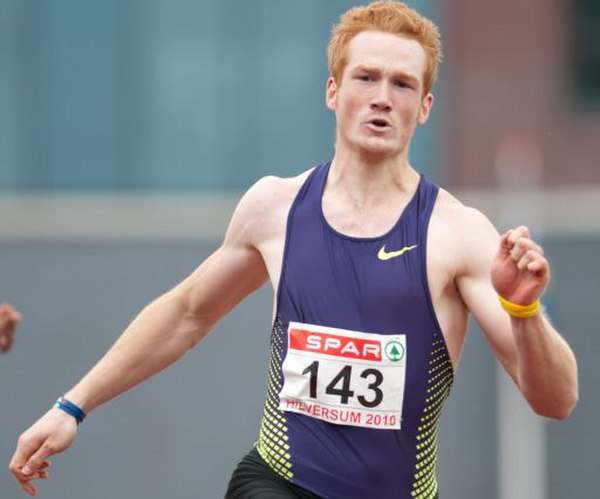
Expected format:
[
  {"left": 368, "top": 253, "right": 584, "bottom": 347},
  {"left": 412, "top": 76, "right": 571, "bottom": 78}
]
[
  {"left": 63, "top": 388, "right": 94, "bottom": 413},
  {"left": 54, "top": 396, "right": 87, "bottom": 425},
  {"left": 498, "top": 294, "right": 541, "bottom": 318}
]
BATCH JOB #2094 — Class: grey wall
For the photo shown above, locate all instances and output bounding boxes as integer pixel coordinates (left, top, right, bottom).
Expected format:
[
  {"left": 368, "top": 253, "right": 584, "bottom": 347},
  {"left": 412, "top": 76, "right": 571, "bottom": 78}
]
[
  {"left": 1, "top": 237, "right": 597, "bottom": 498},
  {"left": 0, "top": 241, "right": 271, "bottom": 498}
]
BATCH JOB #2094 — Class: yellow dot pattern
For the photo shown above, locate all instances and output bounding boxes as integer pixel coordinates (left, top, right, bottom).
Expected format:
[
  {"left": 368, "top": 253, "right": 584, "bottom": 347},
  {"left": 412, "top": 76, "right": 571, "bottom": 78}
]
[
  {"left": 256, "top": 318, "right": 294, "bottom": 480},
  {"left": 410, "top": 335, "right": 454, "bottom": 498}
]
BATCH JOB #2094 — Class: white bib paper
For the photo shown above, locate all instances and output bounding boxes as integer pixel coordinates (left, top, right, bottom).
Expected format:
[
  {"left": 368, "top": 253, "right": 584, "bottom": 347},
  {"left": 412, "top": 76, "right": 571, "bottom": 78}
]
[{"left": 278, "top": 321, "right": 407, "bottom": 430}]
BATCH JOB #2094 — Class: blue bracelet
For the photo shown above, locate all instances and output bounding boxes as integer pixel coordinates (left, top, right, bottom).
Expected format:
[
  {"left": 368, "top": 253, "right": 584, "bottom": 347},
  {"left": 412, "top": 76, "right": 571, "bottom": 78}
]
[{"left": 54, "top": 397, "right": 86, "bottom": 425}]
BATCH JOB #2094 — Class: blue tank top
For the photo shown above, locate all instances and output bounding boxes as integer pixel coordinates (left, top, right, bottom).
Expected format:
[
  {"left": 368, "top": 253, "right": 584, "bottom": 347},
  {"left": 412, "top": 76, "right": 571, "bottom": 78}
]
[{"left": 256, "top": 162, "right": 454, "bottom": 499}]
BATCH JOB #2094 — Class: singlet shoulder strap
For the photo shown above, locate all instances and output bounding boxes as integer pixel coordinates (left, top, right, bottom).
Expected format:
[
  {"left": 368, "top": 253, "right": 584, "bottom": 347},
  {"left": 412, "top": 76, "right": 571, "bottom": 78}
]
[
  {"left": 286, "top": 162, "right": 330, "bottom": 223},
  {"left": 276, "top": 162, "right": 330, "bottom": 312},
  {"left": 416, "top": 175, "right": 440, "bottom": 239}
]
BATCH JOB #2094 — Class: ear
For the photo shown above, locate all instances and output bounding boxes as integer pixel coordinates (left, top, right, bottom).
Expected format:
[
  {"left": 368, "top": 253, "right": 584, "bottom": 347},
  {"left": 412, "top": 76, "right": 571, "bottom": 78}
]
[
  {"left": 326, "top": 77, "right": 338, "bottom": 111},
  {"left": 417, "top": 93, "right": 434, "bottom": 125}
]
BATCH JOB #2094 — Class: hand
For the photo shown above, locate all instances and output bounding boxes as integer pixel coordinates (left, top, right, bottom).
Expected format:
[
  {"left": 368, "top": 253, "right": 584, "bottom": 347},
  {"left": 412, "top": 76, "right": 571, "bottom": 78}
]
[
  {"left": 491, "top": 226, "right": 550, "bottom": 305},
  {"left": 0, "top": 304, "right": 22, "bottom": 353},
  {"left": 9, "top": 408, "right": 78, "bottom": 496}
]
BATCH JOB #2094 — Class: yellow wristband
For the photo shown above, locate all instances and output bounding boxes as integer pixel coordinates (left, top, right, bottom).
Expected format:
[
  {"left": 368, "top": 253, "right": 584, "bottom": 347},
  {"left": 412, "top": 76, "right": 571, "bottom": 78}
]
[{"left": 498, "top": 295, "right": 541, "bottom": 318}]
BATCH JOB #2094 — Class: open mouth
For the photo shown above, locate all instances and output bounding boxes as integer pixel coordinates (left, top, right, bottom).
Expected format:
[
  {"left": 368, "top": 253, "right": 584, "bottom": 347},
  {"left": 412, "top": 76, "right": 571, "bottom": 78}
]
[{"left": 366, "top": 119, "right": 391, "bottom": 130}]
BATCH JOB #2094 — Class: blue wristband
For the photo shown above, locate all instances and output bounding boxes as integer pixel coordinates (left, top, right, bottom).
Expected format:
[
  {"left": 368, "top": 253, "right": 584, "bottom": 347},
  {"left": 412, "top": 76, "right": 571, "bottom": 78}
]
[{"left": 54, "top": 397, "right": 86, "bottom": 425}]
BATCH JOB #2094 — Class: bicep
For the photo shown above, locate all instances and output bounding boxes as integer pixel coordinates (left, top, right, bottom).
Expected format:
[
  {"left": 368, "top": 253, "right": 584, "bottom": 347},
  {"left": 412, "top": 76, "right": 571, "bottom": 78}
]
[
  {"left": 175, "top": 242, "right": 268, "bottom": 329},
  {"left": 167, "top": 175, "right": 290, "bottom": 333},
  {"left": 170, "top": 181, "right": 274, "bottom": 329}
]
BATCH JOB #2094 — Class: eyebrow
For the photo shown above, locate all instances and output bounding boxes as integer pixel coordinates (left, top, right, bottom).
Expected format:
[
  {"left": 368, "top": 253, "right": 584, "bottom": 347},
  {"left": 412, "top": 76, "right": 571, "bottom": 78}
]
[{"left": 351, "top": 65, "right": 419, "bottom": 85}]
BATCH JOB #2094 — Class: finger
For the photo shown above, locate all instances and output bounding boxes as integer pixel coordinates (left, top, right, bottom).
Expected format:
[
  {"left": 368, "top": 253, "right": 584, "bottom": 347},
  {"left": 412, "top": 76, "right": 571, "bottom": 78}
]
[
  {"left": 22, "top": 440, "right": 59, "bottom": 476},
  {"left": 11, "top": 468, "right": 39, "bottom": 497},
  {"left": 509, "top": 225, "right": 530, "bottom": 242},
  {"left": 514, "top": 239, "right": 544, "bottom": 260},
  {"left": 27, "top": 468, "right": 50, "bottom": 480},
  {"left": 21, "top": 480, "right": 38, "bottom": 496},
  {"left": 527, "top": 256, "right": 549, "bottom": 275},
  {"left": 10, "top": 436, "right": 39, "bottom": 476},
  {"left": 19, "top": 468, "right": 49, "bottom": 481},
  {"left": 510, "top": 238, "right": 543, "bottom": 262},
  {"left": 12, "top": 457, "right": 52, "bottom": 496},
  {"left": 17, "top": 457, "right": 57, "bottom": 496},
  {"left": 500, "top": 227, "right": 537, "bottom": 255},
  {"left": 0, "top": 305, "right": 21, "bottom": 322},
  {"left": 38, "top": 460, "right": 52, "bottom": 470},
  {"left": 500, "top": 229, "right": 513, "bottom": 245},
  {"left": 9, "top": 308, "right": 22, "bottom": 323},
  {"left": 0, "top": 316, "right": 17, "bottom": 332},
  {"left": 0, "top": 333, "right": 12, "bottom": 352},
  {"left": 497, "top": 230, "right": 514, "bottom": 258},
  {"left": 22, "top": 460, "right": 52, "bottom": 473},
  {"left": 12, "top": 470, "right": 39, "bottom": 496},
  {"left": 517, "top": 250, "right": 541, "bottom": 270}
]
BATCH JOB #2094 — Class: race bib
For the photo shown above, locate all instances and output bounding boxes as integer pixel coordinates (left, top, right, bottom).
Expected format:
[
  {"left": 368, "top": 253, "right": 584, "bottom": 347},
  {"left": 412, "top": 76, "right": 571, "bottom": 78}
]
[{"left": 278, "top": 321, "right": 407, "bottom": 430}]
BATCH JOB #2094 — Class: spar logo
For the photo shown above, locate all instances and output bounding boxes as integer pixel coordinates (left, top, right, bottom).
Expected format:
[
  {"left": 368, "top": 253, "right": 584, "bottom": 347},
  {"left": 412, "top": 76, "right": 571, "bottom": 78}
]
[
  {"left": 384, "top": 340, "right": 405, "bottom": 362},
  {"left": 289, "top": 327, "right": 382, "bottom": 361}
]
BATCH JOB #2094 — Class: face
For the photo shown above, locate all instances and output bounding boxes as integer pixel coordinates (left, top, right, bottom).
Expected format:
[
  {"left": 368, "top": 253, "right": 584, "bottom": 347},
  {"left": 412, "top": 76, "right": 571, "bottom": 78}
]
[{"left": 326, "top": 31, "right": 433, "bottom": 162}]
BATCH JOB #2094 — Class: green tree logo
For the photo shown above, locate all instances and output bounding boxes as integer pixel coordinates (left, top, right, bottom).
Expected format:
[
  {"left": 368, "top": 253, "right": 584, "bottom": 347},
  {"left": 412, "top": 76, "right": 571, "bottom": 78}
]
[{"left": 385, "top": 341, "right": 405, "bottom": 362}]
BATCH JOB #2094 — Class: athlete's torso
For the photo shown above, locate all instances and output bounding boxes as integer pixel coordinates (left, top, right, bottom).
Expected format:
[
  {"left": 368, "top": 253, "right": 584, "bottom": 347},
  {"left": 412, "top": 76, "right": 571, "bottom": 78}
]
[{"left": 256, "top": 162, "right": 455, "bottom": 499}]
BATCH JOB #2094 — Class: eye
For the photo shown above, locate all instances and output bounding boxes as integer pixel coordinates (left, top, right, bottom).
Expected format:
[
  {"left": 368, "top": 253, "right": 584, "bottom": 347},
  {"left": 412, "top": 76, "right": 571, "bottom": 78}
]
[
  {"left": 394, "top": 80, "right": 410, "bottom": 89},
  {"left": 357, "top": 74, "right": 374, "bottom": 82}
]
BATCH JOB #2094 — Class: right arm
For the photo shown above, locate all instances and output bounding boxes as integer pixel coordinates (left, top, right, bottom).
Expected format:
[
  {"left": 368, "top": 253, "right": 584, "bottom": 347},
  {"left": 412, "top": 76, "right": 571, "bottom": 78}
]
[{"left": 9, "top": 178, "right": 275, "bottom": 496}]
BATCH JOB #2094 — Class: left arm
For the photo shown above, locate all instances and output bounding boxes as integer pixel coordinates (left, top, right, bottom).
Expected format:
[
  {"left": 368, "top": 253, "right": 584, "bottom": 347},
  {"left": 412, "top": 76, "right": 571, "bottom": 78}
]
[{"left": 458, "top": 221, "right": 578, "bottom": 420}]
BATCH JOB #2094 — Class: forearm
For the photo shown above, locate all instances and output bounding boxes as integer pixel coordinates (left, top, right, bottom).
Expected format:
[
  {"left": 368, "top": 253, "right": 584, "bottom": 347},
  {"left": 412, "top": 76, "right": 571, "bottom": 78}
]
[
  {"left": 512, "top": 312, "right": 578, "bottom": 419},
  {"left": 64, "top": 290, "right": 209, "bottom": 414}
]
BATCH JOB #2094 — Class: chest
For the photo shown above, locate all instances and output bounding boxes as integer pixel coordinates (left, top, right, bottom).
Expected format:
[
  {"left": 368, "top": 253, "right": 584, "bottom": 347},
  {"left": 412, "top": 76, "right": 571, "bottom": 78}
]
[{"left": 322, "top": 195, "right": 412, "bottom": 239}]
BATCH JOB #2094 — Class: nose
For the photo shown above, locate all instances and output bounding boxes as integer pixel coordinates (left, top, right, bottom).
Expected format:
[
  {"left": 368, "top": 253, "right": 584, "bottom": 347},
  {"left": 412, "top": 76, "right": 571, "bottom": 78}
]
[{"left": 370, "top": 82, "right": 392, "bottom": 112}]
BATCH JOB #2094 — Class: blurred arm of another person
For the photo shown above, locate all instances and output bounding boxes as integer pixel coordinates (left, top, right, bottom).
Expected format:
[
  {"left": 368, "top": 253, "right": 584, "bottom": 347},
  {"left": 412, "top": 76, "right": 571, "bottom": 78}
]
[{"left": 0, "top": 303, "right": 22, "bottom": 353}]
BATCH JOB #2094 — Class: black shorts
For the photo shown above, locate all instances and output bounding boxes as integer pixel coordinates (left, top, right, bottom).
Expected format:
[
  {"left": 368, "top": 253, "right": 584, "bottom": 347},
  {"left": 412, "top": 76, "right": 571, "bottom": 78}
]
[
  {"left": 225, "top": 447, "right": 321, "bottom": 498},
  {"left": 225, "top": 446, "right": 440, "bottom": 499}
]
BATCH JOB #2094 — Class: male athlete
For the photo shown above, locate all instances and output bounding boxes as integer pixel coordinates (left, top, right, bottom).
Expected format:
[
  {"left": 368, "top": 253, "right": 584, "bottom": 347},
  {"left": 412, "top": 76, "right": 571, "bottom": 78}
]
[
  {"left": 0, "top": 303, "right": 21, "bottom": 353},
  {"left": 10, "top": 2, "right": 578, "bottom": 498}
]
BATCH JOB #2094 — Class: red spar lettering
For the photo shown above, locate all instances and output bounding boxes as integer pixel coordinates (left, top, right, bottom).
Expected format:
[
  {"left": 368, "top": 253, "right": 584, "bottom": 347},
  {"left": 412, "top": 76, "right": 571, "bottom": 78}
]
[{"left": 289, "top": 329, "right": 382, "bottom": 361}]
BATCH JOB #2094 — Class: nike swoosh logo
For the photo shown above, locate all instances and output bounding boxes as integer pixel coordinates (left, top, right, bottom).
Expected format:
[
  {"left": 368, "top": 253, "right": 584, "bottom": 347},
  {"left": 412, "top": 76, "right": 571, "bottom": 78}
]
[{"left": 377, "top": 244, "right": 418, "bottom": 261}]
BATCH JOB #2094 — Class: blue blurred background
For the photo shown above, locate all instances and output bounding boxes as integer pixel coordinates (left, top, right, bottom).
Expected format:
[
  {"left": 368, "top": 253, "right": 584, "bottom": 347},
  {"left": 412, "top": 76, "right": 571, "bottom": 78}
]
[
  {"left": 1, "top": 1, "right": 599, "bottom": 498},
  {"left": 0, "top": 0, "right": 440, "bottom": 192}
]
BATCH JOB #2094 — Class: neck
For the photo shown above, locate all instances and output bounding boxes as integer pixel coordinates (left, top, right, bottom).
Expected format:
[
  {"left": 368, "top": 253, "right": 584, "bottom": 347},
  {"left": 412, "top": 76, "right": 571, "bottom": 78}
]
[{"left": 327, "top": 150, "right": 420, "bottom": 210}]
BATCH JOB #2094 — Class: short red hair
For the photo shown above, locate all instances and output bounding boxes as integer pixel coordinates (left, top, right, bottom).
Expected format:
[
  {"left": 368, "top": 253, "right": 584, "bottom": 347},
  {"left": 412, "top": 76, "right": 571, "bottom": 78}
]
[{"left": 327, "top": 1, "right": 442, "bottom": 95}]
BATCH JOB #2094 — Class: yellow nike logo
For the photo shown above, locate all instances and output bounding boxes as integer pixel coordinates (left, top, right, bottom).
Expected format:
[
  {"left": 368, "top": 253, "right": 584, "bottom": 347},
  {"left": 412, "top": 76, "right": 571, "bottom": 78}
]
[{"left": 377, "top": 244, "right": 418, "bottom": 261}]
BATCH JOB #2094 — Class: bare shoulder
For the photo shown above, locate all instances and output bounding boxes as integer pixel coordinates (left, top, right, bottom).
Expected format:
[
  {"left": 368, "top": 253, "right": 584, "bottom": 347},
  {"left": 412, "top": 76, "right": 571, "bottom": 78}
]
[
  {"left": 431, "top": 188, "right": 499, "bottom": 239},
  {"left": 237, "top": 170, "right": 312, "bottom": 226},
  {"left": 429, "top": 188, "right": 500, "bottom": 272},
  {"left": 246, "top": 170, "right": 312, "bottom": 211},
  {"left": 224, "top": 169, "right": 313, "bottom": 247}
]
